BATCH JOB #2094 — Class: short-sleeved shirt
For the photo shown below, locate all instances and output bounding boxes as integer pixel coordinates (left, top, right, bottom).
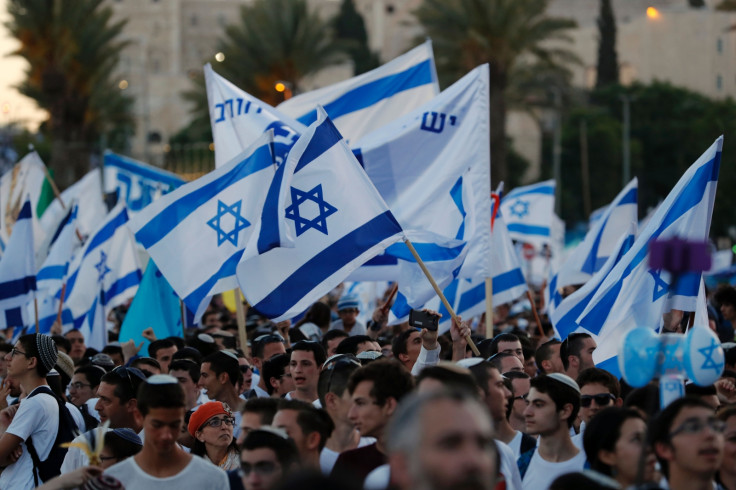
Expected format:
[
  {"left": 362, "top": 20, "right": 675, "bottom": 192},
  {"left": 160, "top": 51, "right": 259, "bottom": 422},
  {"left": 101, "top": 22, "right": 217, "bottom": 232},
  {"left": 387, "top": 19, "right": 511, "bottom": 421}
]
[{"left": 105, "top": 453, "right": 229, "bottom": 489}]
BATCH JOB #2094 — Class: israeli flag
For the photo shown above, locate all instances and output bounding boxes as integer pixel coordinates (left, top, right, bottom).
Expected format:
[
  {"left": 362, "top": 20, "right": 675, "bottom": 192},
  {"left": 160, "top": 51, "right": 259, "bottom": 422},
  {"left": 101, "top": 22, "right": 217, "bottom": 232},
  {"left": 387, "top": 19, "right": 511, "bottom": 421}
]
[
  {"left": 550, "top": 222, "right": 637, "bottom": 340},
  {"left": 556, "top": 179, "right": 638, "bottom": 290},
  {"left": 501, "top": 180, "right": 556, "bottom": 250},
  {"left": 277, "top": 40, "right": 439, "bottom": 145},
  {"left": 350, "top": 64, "right": 492, "bottom": 280},
  {"left": 129, "top": 132, "right": 284, "bottom": 320},
  {"left": 55, "top": 203, "right": 142, "bottom": 348},
  {"left": 0, "top": 198, "right": 36, "bottom": 328},
  {"left": 575, "top": 137, "right": 722, "bottom": 370},
  {"left": 103, "top": 152, "right": 185, "bottom": 213},
  {"left": 37, "top": 203, "right": 80, "bottom": 292},
  {"left": 238, "top": 108, "right": 405, "bottom": 321},
  {"left": 205, "top": 64, "right": 306, "bottom": 168}
]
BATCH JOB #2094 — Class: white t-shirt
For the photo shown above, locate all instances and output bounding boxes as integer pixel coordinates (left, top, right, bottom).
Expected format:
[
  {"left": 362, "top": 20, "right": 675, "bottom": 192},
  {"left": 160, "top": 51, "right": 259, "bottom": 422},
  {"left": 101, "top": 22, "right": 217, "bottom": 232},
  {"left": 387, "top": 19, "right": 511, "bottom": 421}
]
[
  {"left": 61, "top": 428, "right": 112, "bottom": 473},
  {"left": 85, "top": 398, "right": 101, "bottom": 421},
  {"left": 105, "top": 453, "right": 229, "bottom": 489},
  {"left": 320, "top": 436, "right": 376, "bottom": 474},
  {"left": 496, "top": 440, "right": 523, "bottom": 490},
  {"left": 508, "top": 431, "right": 537, "bottom": 460},
  {"left": 0, "top": 386, "right": 59, "bottom": 490},
  {"left": 521, "top": 446, "right": 587, "bottom": 490}
]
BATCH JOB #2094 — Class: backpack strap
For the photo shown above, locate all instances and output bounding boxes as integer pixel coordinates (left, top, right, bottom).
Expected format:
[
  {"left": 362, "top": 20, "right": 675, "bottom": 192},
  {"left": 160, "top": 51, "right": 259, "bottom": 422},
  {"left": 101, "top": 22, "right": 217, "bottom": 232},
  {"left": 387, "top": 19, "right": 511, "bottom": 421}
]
[{"left": 517, "top": 447, "right": 536, "bottom": 480}]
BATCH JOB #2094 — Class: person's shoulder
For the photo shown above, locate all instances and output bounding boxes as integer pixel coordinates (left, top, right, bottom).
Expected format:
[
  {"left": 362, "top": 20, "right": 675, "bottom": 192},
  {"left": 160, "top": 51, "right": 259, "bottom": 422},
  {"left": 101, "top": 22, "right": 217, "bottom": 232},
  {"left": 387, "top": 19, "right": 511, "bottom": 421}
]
[
  {"left": 187, "top": 454, "right": 228, "bottom": 474},
  {"left": 105, "top": 456, "right": 136, "bottom": 476},
  {"left": 337, "top": 442, "right": 379, "bottom": 461}
]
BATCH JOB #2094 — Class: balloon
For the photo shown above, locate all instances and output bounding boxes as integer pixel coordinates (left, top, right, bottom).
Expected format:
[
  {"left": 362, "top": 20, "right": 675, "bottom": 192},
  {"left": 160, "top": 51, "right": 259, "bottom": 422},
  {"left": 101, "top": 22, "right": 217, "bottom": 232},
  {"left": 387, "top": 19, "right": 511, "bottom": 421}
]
[{"left": 684, "top": 326, "right": 725, "bottom": 386}]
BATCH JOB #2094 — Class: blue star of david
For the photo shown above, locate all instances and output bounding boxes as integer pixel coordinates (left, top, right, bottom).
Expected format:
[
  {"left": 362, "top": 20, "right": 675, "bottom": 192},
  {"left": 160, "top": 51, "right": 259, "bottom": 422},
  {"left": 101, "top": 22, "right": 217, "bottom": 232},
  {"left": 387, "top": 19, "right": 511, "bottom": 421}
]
[
  {"left": 284, "top": 184, "right": 337, "bottom": 237},
  {"left": 663, "top": 343, "right": 683, "bottom": 371},
  {"left": 95, "top": 251, "right": 111, "bottom": 283},
  {"left": 509, "top": 199, "right": 530, "bottom": 219},
  {"left": 698, "top": 338, "right": 724, "bottom": 375},
  {"left": 207, "top": 200, "right": 250, "bottom": 247},
  {"left": 648, "top": 269, "right": 670, "bottom": 302}
]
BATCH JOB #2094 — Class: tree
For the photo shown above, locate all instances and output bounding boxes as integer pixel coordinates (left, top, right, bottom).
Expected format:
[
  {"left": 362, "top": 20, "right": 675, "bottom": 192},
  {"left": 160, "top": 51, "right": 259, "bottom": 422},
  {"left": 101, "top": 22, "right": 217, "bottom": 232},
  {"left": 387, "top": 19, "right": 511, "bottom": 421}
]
[
  {"left": 596, "top": 0, "right": 619, "bottom": 88},
  {"left": 334, "top": 0, "right": 380, "bottom": 75},
  {"left": 176, "top": 0, "right": 346, "bottom": 145},
  {"left": 6, "top": 0, "right": 134, "bottom": 186},
  {"left": 414, "top": 0, "right": 578, "bottom": 187}
]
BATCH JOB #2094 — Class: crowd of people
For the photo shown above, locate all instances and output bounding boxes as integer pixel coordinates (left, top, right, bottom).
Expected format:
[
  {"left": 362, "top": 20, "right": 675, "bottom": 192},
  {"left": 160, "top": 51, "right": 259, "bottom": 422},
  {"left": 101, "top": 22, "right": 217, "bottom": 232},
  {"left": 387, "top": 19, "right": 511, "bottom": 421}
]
[{"left": 0, "top": 282, "right": 735, "bottom": 490}]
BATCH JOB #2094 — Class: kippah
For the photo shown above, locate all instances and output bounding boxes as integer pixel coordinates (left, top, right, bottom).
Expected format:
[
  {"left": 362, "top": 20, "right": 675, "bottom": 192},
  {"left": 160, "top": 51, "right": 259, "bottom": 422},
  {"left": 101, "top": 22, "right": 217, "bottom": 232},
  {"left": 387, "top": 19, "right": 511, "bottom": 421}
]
[
  {"left": 198, "top": 333, "right": 215, "bottom": 343},
  {"left": 221, "top": 350, "right": 238, "bottom": 361},
  {"left": 111, "top": 428, "right": 142, "bottom": 446},
  {"left": 255, "top": 426, "right": 289, "bottom": 439},
  {"left": 357, "top": 350, "right": 383, "bottom": 361},
  {"left": 547, "top": 373, "right": 581, "bottom": 393},
  {"left": 36, "top": 334, "right": 58, "bottom": 373},
  {"left": 145, "top": 374, "right": 178, "bottom": 385},
  {"left": 55, "top": 351, "right": 75, "bottom": 379},
  {"left": 337, "top": 294, "right": 360, "bottom": 311},
  {"left": 456, "top": 357, "right": 484, "bottom": 369}
]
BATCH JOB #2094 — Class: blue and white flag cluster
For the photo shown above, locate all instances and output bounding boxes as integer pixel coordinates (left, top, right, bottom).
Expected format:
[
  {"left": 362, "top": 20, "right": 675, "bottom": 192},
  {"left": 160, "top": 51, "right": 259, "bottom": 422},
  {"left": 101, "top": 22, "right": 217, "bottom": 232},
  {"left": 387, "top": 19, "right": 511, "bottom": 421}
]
[
  {"left": 129, "top": 132, "right": 284, "bottom": 320},
  {"left": 238, "top": 109, "right": 405, "bottom": 321},
  {"left": 277, "top": 40, "right": 439, "bottom": 145},
  {"left": 574, "top": 137, "right": 722, "bottom": 372},
  {"left": 36, "top": 203, "right": 79, "bottom": 293},
  {"left": 0, "top": 198, "right": 36, "bottom": 328},
  {"left": 501, "top": 180, "right": 556, "bottom": 250}
]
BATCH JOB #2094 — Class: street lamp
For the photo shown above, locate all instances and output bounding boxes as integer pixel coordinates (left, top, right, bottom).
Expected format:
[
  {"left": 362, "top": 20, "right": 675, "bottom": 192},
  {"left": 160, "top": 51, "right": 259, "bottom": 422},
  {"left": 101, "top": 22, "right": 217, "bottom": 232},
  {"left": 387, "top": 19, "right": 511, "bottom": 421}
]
[{"left": 274, "top": 81, "right": 293, "bottom": 100}]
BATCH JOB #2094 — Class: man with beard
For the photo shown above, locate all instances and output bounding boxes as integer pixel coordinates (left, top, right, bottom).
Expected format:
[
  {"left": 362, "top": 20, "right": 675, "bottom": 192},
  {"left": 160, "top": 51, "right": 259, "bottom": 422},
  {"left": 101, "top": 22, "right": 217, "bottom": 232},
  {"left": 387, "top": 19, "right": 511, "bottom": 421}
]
[{"left": 387, "top": 390, "right": 498, "bottom": 490}]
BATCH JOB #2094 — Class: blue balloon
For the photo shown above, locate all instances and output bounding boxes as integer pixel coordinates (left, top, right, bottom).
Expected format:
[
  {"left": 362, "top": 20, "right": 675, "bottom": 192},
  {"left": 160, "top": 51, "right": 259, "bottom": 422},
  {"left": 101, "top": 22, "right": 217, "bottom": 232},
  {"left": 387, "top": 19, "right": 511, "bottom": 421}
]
[
  {"left": 684, "top": 326, "right": 725, "bottom": 386},
  {"left": 619, "top": 328, "right": 659, "bottom": 388}
]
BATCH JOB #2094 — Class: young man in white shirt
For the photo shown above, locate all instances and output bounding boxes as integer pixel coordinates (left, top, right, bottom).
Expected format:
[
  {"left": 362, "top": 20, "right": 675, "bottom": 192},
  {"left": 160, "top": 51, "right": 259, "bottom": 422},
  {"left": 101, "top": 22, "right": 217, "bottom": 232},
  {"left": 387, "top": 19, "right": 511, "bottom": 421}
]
[
  {"left": 519, "top": 373, "right": 586, "bottom": 490},
  {"left": 105, "top": 374, "right": 229, "bottom": 489},
  {"left": 0, "top": 334, "right": 67, "bottom": 489}
]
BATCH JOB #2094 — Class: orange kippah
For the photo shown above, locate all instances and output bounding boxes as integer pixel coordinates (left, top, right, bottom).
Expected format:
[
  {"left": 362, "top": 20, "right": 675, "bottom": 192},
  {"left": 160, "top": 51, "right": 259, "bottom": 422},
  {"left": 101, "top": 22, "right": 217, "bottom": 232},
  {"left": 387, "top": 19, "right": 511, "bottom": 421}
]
[{"left": 188, "top": 401, "right": 231, "bottom": 437}]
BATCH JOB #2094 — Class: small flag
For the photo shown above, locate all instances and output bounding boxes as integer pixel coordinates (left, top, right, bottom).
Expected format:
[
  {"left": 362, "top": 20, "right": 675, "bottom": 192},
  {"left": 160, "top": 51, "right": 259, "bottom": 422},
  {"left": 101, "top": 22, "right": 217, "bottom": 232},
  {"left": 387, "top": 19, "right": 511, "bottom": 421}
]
[
  {"left": 0, "top": 197, "right": 36, "bottom": 329},
  {"left": 501, "top": 180, "right": 556, "bottom": 250}
]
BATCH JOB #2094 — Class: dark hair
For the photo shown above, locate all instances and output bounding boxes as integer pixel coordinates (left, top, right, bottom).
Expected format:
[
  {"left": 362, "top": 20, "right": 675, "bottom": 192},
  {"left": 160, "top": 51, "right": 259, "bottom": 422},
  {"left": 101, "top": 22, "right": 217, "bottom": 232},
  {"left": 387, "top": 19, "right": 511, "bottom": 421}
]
[
  {"left": 489, "top": 333, "right": 520, "bottom": 356},
  {"left": 561, "top": 333, "right": 592, "bottom": 370},
  {"left": 149, "top": 339, "right": 176, "bottom": 360},
  {"left": 583, "top": 407, "right": 644, "bottom": 476},
  {"left": 290, "top": 341, "right": 326, "bottom": 367},
  {"left": 649, "top": 396, "right": 716, "bottom": 477},
  {"left": 253, "top": 335, "right": 285, "bottom": 360},
  {"left": 50, "top": 336, "right": 70, "bottom": 355},
  {"left": 18, "top": 334, "right": 57, "bottom": 377},
  {"left": 102, "top": 345, "right": 123, "bottom": 359},
  {"left": 685, "top": 383, "right": 717, "bottom": 397},
  {"left": 321, "top": 330, "right": 349, "bottom": 354},
  {"left": 169, "top": 359, "right": 201, "bottom": 384},
  {"left": 335, "top": 335, "right": 373, "bottom": 356},
  {"left": 241, "top": 429, "right": 299, "bottom": 468},
  {"left": 725, "top": 348, "right": 736, "bottom": 368},
  {"left": 535, "top": 339, "right": 561, "bottom": 375},
  {"left": 530, "top": 375, "right": 581, "bottom": 428},
  {"left": 262, "top": 353, "right": 291, "bottom": 395},
  {"left": 104, "top": 430, "right": 143, "bottom": 461},
  {"left": 202, "top": 351, "right": 241, "bottom": 387},
  {"left": 172, "top": 347, "right": 203, "bottom": 364},
  {"left": 136, "top": 380, "right": 186, "bottom": 416},
  {"left": 467, "top": 361, "right": 495, "bottom": 397},
  {"left": 415, "top": 365, "right": 479, "bottom": 396},
  {"left": 294, "top": 302, "right": 331, "bottom": 330},
  {"left": 74, "top": 365, "right": 105, "bottom": 389},
  {"left": 714, "top": 285, "right": 736, "bottom": 308},
  {"left": 131, "top": 357, "right": 161, "bottom": 372},
  {"left": 243, "top": 397, "right": 279, "bottom": 426},
  {"left": 277, "top": 399, "right": 334, "bottom": 451},
  {"left": 317, "top": 356, "right": 362, "bottom": 407},
  {"left": 576, "top": 368, "right": 621, "bottom": 398},
  {"left": 487, "top": 352, "right": 517, "bottom": 373},
  {"left": 623, "top": 383, "right": 661, "bottom": 419},
  {"left": 101, "top": 367, "right": 147, "bottom": 403},
  {"left": 346, "top": 360, "right": 414, "bottom": 406},
  {"left": 392, "top": 329, "right": 417, "bottom": 358}
]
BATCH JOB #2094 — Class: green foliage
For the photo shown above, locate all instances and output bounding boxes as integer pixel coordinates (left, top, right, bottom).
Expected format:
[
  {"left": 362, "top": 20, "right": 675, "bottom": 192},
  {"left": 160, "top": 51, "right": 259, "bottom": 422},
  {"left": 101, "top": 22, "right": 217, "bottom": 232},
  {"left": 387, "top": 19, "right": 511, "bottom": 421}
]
[
  {"left": 333, "top": 0, "right": 379, "bottom": 75},
  {"left": 596, "top": 0, "right": 618, "bottom": 88}
]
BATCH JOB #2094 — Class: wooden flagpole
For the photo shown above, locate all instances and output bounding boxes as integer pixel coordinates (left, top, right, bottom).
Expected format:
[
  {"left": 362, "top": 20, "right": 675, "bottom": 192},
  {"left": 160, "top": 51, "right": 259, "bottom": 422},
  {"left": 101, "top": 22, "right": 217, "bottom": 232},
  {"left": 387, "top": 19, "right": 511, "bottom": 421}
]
[
  {"left": 486, "top": 193, "right": 501, "bottom": 339},
  {"left": 527, "top": 290, "right": 546, "bottom": 339},
  {"left": 380, "top": 283, "right": 398, "bottom": 315},
  {"left": 403, "top": 238, "right": 480, "bottom": 356}
]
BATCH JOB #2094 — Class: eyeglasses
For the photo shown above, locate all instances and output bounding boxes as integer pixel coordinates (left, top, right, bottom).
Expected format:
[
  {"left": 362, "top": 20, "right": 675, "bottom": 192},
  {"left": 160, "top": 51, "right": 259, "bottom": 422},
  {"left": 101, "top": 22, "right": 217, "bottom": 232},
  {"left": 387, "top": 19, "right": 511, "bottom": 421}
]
[
  {"left": 10, "top": 347, "right": 28, "bottom": 358},
  {"left": 580, "top": 393, "right": 616, "bottom": 408},
  {"left": 322, "top": 354, "right": 361, "bottom": 395},
  {"left": 241, "top": 460, "right": 279, "bottom": 476},
  {"left": 512, "top": 393, "right": 528, "bottom": 402},
  {"left": 203, "top": 416, "right": 235, "bottom": 429},
  {"left": 70, "top": 382, "right": 92, "bottom": 390},
  {"left": 669, "top": 417, "right": 726, "bottom": 439}
]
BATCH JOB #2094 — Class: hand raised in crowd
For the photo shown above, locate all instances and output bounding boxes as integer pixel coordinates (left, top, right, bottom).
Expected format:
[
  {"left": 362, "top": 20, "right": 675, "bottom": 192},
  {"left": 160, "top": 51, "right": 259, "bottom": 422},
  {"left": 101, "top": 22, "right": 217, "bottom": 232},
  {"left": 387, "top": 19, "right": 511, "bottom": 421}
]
[
  {"left": 450, "top": 315, "right": 471, "bottom": 361},
  {"left": 49, "top": 319, "right": 62, "bottom": 336},
  {"left": 0, "top": 380, "right": 11, "bottom": 411},
  {"left": 141, "top": 327, "right": 157, "bottom": 342},
  {"left": 716, "top": 377, "right": 736, "bottom": 404},
  {"left": 418, "top": 309, "right": 440, "bottom": 351},
  {"left": 120, "top": 339, "right": 144, "bottom": 364},
  {"left": 276, "top": 320, "right": 291, "bottom": 347}
]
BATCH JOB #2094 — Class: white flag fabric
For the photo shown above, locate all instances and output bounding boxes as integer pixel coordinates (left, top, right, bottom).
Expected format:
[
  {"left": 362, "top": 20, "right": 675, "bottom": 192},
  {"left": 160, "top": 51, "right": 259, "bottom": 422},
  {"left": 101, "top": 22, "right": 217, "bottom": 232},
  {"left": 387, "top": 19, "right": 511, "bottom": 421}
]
[
  {"left": 39, "top": 168, "right": 106, "bottom": 244},
  {"left": 238, "top": 109, "right": 405, "bottom": 322},
  {"left": 350, "top": 64, "right": 492, "bottom": 281},
  {"left": 0, "top": 152, "right": 47, "bottom": 258},
  {"left": 556, "top": 179, "right": 638, "bottom": 290},
  {"left": 501, "top": 180, "right": 556, "bottom": 250},
  {"left": 129, "top": 132, "right": 283, "bottom": 320},
  {"left": 575, "top": 137, "right": 722, "bottom": 373},
  {"left": 58, "top": 203, "right": 142, "bottom": 348},
  {"left": 37, "top": 203, "right": 80, "bottom": 292},
  {"left": 277, "top": 41, "right": 439, "bottom": 145},
  {"left": 0, "top": 198, "right": 36, "bottom": 328},
  {"left": 205, "top": 63, "right": 306, "bottom": 168},
  {"left": 103, "top": 151, "right": 185, "bottom": 213}
]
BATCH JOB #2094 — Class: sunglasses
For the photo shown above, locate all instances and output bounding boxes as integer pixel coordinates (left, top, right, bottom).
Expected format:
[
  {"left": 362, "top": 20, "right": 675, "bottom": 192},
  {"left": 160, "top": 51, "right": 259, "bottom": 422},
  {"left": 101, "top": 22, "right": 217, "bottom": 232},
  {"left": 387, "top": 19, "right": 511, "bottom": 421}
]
[
  {"left": 111, "top": 366, "right": 146, "bottom": 395},
  {"left": 322, "top": 354, "right": 361, "bottom": 394},
  {"left": 580, "top": 393, "right": 616, "bottom": 408}
]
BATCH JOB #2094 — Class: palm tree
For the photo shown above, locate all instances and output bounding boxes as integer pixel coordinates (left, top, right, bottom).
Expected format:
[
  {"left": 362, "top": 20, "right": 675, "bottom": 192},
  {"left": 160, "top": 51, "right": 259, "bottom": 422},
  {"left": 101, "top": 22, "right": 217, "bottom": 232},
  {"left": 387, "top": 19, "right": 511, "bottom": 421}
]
[
  {"left": 6, "top": 0, "right": 134, "bottom": 186},
  {"left": 415, "top": 0, "right": 578, "bottom": 186}
]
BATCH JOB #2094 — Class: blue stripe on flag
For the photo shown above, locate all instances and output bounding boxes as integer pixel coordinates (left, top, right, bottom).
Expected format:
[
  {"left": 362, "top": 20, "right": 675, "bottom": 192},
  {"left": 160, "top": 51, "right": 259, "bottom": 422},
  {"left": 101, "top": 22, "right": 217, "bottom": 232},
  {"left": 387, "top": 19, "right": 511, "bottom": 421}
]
[
  {"left": 16, "top": 201, "right": 31, "bottom": 220},
  {"left": 458, "top": 282, "right": 483, "bottom": 312},
  {"left": 362, "top": 254, "right": 398, "bottom": 266},
  {"left": 582, "top": 216, "right": 609, "bottom": 275},
  {"left": 450, "top": 176, "right": 465, "bottom": 240},
  {"left": 596, "top": 355, "right": 622, "bottom": 379},
  {"left": 49, "top": 206, "right": 75, "bottom": 246},
  {"left": 438, "top": 280, "right": 458, "bottom": 320},
  {"left": 294, "top": 118, "right": 343, "bottom": 174},
  {"left": 252, "top": 211, "right": 402, "bottom": 317},
  {"left": 505, "top": 185, "right": 555, "bottom": 200},
  {"left": 494, "top": 268, "right": 526, "bottom": 293},
  {"left": 82, "top": 207, "right": 128, "bottom": 260},
  {"left": 183, "top": 249, "right": 245, "bottom": 313},
  {"left": 103, "top": 270, "right": 142, "bottom": 305},
  {"left": 506, "top": 224, "right": 550, "bottom": 237},
  {"left": 0, "top": 276, "right": 36, "bottom": 300},
  {"left": 384, "top": 241, "right": 466, "bottom": 262},
  {"left": 619, "top": 188, "right": 637, "bottom": 205},
  {"left": 105, "top": 153, "right": 185, "bottom": 189},
  {"left": 36, "top": 266, "right": 67, "bottom": 282},
  {"left": 257, "top": 158, "right": 288, "bottom": 254},
  {"left": 136, "top": 145, "right": 273, "bottom": 249},
  {"left": 4, "top": 307, "right": 23, "bottom": 327},
  {"left": 296, "top": 59, "right": 435, "bottom": 126}
]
